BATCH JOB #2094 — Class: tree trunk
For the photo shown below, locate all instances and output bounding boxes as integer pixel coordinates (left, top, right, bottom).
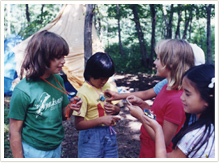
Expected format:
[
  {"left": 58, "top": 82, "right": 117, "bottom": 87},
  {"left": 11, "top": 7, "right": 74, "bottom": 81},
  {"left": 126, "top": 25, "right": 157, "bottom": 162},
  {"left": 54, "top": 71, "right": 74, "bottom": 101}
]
[
  {"left": 84, "top": 4, "right": 94, "bottom": 67},
  {"left": 94, "top": 6, "right": 102, "bottom": 39},
  {"left": 41, "top": 4, "right": 45, "bottom": 23},
  {"left": 117, "top": 4, "right": 124, "bottom": 56},
  {"left": 188, "top": 15, "right": 193, "bottom": 41},
  {"left": 175, "top": 4, "right": 182, "bottom": 39},
  {"left": 130, "top": 4, "right": 148, "bottom": 68},
  {"left": 150, "top": 4, "right": 156, "bottom": 71},
  {"left": 25, "top": 4, "right": 30, "bottom": 23},
  {"left": 162, "top": 5, "right": 168, "bottom": 38},
  {"left": 167, "top": 4, "right": 173, "bottom": 38},
  {"left": 182, "top": 7, "right": 192, "bottom": 40},
  {"left": 206, "top": 4, "right": 212, "bottom": 63}
]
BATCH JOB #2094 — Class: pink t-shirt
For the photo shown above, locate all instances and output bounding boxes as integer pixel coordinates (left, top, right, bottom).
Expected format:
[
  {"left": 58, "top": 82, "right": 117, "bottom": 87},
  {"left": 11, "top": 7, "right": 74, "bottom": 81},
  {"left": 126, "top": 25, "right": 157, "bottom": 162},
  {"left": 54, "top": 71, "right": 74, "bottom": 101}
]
[{"left": 139, "top": 85, "right": 186, "bottom": 158}]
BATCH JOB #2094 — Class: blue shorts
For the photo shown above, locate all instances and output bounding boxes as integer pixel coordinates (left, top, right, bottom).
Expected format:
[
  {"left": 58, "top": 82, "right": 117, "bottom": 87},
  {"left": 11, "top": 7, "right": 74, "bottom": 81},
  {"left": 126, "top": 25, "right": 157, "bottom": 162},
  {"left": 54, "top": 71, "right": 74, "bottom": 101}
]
[
  {"left": 22, "top": 141, "right": 61, "bottom": 158},
  {"left": 78, "top": 126, "right": 118, "bottom": 158}
]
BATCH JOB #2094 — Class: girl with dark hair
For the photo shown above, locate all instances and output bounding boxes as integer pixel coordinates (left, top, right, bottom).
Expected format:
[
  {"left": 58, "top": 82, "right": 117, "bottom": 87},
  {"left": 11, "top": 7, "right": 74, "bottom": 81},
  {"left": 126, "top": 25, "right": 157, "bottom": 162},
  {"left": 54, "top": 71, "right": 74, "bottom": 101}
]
[
  {"left": 142, "top": 64, "right": 215, "bottom": 158},
  {"left": 73, "top": 52, "right": 121, "bottom": 158},
  {"left": 8, "top": 30, "right": 82, "bottom": 158}
]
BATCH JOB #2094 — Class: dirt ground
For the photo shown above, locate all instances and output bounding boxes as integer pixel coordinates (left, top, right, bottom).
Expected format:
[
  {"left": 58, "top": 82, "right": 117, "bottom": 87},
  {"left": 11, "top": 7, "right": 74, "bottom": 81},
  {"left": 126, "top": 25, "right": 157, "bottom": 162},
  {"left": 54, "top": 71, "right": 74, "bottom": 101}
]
[
  {"left": 4, "top": 73, "right": 163, "bottom": 158},
  {"left": 61, "top": 73, "right": 163, "bottom": 158}
]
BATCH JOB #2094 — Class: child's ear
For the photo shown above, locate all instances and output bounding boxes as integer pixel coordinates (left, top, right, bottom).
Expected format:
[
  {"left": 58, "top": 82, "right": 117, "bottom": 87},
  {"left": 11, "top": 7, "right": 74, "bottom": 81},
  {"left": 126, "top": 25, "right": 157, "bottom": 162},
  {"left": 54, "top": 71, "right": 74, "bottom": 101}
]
[{"left": 204, "top": 102, "right": 209, "bottom": 108}]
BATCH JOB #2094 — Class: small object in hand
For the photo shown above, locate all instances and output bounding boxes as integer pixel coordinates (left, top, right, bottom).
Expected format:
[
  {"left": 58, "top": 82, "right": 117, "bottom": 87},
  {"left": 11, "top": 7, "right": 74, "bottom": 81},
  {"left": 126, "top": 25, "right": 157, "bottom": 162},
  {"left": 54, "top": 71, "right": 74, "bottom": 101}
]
[
  {"left": 104, "top": 92, "right": 112, "bottom": 98},
  {"left": 67, "top": 92, "right": 76, "bottom": 100},
  {"left": 126, "top": 97, "right": 132, "bottom": 106},
  {"left": 72, "top": 96, "right": 81, "bottom": 104},
  {"left": 144, "top": 109, "right": 156, "bottom": 119},
  {"left": 100, "top": 94, "right": 106, "bottom": 101},
  {"left": 97, "top": 94, "right": 106, "bottom": 102}
]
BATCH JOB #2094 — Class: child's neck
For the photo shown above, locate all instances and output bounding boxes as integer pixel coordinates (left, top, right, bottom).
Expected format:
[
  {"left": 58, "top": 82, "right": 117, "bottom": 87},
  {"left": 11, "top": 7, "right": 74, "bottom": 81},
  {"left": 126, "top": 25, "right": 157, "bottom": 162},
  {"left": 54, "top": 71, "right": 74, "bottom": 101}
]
[
  {"left": 87, "top": 80, "right": 102, "bottom": 89},
  {"left": 166, "top": 77, "right": 173, "bottom": 90},
  {"left": 41, "top": 73, "right": 52, "bottom": 79}
]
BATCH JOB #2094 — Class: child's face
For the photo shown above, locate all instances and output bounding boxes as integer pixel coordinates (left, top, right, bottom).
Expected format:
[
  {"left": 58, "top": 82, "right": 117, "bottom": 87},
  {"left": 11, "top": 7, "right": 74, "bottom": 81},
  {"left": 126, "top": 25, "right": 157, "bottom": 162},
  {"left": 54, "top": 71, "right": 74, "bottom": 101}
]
[
  {"left": 153, "top": 56, "right": 169, "bottom": 77},
  {"left": 181, "top": 77, "right": 208, "bottom": 119},
  {"left": 89, "top": 77, "right": 109, "bottom": 89},
  {"left": 44, "top": 56, "right": 65, "bottom": 77}
]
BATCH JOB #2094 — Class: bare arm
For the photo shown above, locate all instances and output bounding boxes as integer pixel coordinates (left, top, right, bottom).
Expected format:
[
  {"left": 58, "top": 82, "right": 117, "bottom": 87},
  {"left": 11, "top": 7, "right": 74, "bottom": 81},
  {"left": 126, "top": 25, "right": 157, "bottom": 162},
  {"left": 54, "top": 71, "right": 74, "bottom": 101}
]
[
  {"left": 104, "top": 103, "right": 120, "bottom": 115},
  {"left": 142, "top": 115, "right": 186, "bottom": 158},
  {"left": 105, "top": 88, "right": 156, "bottom": 102},
  {"left": 141, "top": 119, "right": 178, "bottom": 146},
  {"left": 75, "top": 116, "right": 120, "bottom": 130},
  {"left": 62, "top": 96, "right": 82, "bottom": 120},
  {"left": 155, "top": 129, "right": 186, "bottom": 158},
  {"left": 9, "top": 119, "right": 24, "bottom": 158},
  {"left": 162, "top": 120, "right": 178, "bottom": 146}
]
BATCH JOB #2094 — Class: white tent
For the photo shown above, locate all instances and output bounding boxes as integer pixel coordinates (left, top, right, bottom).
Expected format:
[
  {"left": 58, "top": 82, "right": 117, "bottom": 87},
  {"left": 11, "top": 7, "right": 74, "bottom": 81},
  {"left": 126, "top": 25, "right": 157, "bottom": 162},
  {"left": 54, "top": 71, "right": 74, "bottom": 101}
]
[{"left": 12, "top": 4, "right": 104, "bottom": 90}]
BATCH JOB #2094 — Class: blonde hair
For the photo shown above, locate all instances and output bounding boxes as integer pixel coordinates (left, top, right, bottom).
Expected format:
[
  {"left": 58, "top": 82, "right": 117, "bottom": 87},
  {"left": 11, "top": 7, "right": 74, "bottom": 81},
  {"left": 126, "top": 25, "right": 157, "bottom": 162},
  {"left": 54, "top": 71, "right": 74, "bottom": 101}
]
[{"left": 155, "top": 39, "right": 195, "bottom": 90}]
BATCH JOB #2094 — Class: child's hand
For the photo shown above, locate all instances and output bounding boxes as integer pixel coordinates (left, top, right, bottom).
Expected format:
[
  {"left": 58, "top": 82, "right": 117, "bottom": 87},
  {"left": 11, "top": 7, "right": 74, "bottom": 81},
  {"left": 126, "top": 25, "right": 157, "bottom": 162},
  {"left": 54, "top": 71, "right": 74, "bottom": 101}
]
[
  {"left": 127, "top": 104, "right": 144, "bottom": 121},
  {"left": 126, "top": 95, "right": 143, "bottom": 106},
  {"left": 142, "top": 114, "right": 161, "bottom": 132},
  {"left": 69, "top": 96, "right": 82, "bottom": 115},
  {"left": 104, "top": 89, "right": 119, "bottom": 102},
  {"left": 101, "top": 115, "right": 121, "bottom": 126},
  {"left": 104, "top": 103, "right": 120, "bottom": 115}
]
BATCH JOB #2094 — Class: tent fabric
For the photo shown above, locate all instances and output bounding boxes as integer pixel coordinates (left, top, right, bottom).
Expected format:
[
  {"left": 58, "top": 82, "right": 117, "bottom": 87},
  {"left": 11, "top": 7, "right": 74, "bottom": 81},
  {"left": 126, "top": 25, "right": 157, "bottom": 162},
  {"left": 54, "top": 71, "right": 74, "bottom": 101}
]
[
  {"left": 4, "top": 35, "right": 22, "bottom": 95},
  {"left": 12, "top": 4, "right": 104, "bottom": 90}
]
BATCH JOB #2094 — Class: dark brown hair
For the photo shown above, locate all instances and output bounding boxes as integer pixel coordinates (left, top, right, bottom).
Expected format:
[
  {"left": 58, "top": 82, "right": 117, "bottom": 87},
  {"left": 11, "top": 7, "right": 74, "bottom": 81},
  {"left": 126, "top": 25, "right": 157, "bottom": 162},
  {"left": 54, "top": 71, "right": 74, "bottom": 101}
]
[{"left": 20, "top": 30, "right": 69, "bottom": 80}]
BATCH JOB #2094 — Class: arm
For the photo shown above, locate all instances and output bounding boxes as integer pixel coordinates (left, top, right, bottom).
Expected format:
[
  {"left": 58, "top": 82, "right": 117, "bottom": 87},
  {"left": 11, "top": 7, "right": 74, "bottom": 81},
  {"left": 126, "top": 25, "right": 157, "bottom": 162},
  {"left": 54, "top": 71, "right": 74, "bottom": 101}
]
[
  {"left": 162, "top": 120, "right": 178, "bottom": 147},
  {"left": 104, "top": 102, "right": 120, "bottom": 115},
  {"left": 75, "top": 115, "right": 120, "bottom": 130},
  {"left": 127, "top": 104, "right": 156, "bottom": 139},
  {"left": 142, "top": 115, "right": 186, "bottom": 158},
  {"left": 167, "top": 147, "right": 187, "bottom": 158},
  {"left": 126, "top": 95, "right": 150, "bottom": 110},
  {"left": 105, "top": 88, "right": 156, "bottom": 102},
  {"left": 62, "top": 96, "right": 82, "bottom": 120},
  {"left": 142, "top": 119, "right": 178, "bottom": 146},
  {"left": 9, "top": 119, "right": 24, "bottom": 158}
]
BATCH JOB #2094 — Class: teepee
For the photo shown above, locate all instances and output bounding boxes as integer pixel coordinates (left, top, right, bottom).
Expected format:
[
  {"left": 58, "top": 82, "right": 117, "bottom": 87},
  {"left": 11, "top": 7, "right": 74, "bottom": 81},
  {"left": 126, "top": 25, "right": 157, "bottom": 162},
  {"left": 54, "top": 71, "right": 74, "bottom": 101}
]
[{"left": 12, "top": 4, "right": 104, "bottom": 90}]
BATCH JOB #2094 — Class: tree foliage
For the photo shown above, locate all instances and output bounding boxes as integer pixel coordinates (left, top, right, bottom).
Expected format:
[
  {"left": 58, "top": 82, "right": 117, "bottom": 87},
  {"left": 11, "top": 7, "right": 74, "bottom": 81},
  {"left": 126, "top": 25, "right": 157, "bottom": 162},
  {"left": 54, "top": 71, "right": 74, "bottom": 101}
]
[{"left": 4, "top": 3, "right": 215, "bottom": 73}]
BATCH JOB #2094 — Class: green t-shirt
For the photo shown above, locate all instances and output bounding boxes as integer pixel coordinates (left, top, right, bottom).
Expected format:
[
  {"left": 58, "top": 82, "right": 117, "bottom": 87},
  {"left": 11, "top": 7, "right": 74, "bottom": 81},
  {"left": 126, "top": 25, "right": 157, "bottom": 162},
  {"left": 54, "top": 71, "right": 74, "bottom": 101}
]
[{"left": 8, "top": 74, "right": 69, "bottom": 151}]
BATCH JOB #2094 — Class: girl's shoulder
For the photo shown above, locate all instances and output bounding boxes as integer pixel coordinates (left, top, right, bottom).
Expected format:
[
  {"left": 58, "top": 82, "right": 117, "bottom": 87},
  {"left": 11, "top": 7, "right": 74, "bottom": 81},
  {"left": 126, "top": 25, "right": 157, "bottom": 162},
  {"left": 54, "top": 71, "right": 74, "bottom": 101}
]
[{"left": 177, "top": 124, "right": 215, "bottom": 158}]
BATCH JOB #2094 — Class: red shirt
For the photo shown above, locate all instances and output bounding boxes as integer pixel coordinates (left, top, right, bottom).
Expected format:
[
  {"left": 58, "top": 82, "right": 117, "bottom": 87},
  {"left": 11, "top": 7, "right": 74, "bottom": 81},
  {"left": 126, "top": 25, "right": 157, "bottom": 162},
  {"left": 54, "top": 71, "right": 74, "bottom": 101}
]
[{"left": 139, "top": 85, "right": 186, "bottom": 158}]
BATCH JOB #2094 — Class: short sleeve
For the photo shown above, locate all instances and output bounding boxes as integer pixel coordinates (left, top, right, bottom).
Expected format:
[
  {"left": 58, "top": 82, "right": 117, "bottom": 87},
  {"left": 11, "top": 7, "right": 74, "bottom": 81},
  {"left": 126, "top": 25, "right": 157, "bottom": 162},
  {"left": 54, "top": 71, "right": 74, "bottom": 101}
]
[
  {"left": 153, "top": 79, "right": 167, "bottom": 95},
  {"left": 177, "top": 131, "right": 193, "bottom": 156},
  {"left": 164, "top": 98, "right": 185, "bottom": 125},
  {"left": 72, "top": 92, "right": 87, "bottom": 117},
  {"left": 177, "top": 126, "right": 215, "bottom": 158},
  {"left": 8, "top": 88, "right": 30, "bottom": 120}
]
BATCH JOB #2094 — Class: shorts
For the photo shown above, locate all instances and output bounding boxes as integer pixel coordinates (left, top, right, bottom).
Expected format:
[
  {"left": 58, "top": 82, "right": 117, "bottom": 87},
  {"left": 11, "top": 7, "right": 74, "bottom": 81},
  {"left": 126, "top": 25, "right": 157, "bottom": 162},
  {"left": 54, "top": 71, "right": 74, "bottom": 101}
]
[
  {"left": 22, "top": 141, "right": 61, "bottom": 158},
  {"left": 78, "top": 126, "right": 118, "bottom": 158}
]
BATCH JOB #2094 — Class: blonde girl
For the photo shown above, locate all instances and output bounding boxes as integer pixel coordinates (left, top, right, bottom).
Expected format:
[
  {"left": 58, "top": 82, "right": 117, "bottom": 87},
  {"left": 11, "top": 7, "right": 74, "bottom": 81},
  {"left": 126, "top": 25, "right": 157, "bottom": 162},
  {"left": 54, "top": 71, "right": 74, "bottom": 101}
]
[{"left": 127, "top": 39, "right": 195, "bottom": 158}]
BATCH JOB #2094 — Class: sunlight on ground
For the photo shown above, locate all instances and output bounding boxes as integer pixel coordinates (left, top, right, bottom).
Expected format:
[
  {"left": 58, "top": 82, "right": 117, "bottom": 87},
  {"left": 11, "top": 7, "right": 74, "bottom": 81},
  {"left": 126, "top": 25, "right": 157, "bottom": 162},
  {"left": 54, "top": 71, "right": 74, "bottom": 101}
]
[
  {"left": 114, "top": 74, "right": 126, "bottom": 80},
  {"left": 128, "top": 121, "right": 141, "bottom": 132},
  {"left": 127, "top": 76, "right": 139, "bottom": 82}
]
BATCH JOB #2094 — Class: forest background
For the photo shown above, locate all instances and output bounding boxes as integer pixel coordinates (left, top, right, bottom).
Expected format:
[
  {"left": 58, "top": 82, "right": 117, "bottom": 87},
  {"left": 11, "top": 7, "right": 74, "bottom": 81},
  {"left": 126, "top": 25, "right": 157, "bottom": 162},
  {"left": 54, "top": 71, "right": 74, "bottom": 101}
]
[{"left": 3, "top": 2, "right": 216, "bottom": 158}]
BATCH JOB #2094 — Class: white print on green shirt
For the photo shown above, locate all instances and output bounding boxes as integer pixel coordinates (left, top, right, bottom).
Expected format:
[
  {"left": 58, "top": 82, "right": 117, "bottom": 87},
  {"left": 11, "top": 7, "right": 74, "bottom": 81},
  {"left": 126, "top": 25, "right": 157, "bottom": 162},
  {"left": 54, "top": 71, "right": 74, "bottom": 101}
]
[{"left": 35, "top": 92, "right": 63, "bottom": 118}]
